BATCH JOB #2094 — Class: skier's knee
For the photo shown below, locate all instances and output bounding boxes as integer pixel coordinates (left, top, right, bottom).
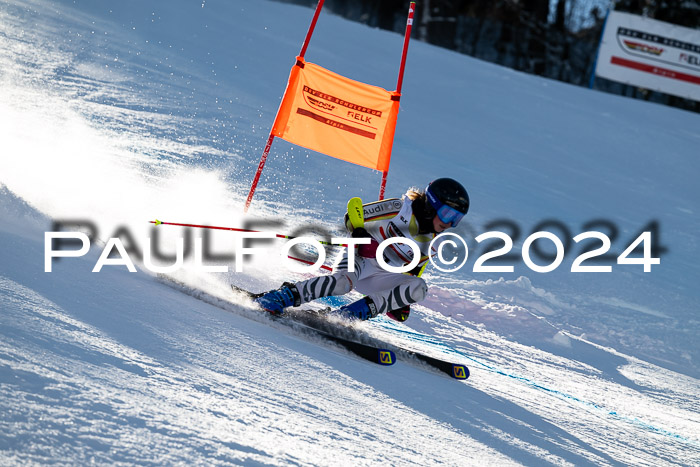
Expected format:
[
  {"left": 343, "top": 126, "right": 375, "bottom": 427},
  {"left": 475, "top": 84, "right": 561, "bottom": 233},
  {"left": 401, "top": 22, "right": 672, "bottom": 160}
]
[
  {"left": 334, "top": 273, "right": 354, "bottom": 296},
  {"left": 410, "top": 278, "right": 428, "bottom": 303}
]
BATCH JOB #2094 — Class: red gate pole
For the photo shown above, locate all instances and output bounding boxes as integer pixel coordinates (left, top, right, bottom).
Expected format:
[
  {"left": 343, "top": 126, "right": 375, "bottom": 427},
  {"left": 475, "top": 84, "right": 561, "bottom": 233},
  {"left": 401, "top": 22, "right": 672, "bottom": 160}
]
[
  {"left": 244, "top": 0, "right": 326, "bottom": 212},
  {"left": 244, "top": 133, "right": 274, "bottom": 212},
  {"left": 378, "top": 1, "right": 415, "bottom": 200},
  {"left": 395, "top": 2, "right": 415, "bottom": 95},
  {"left": 299, "top": 0, "right": 325, "bottom": 59}
]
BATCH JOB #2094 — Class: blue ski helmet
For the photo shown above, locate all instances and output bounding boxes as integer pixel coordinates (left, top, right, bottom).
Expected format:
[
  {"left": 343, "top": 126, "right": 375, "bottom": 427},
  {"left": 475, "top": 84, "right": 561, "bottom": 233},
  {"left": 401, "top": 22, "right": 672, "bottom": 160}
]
[{"left": 425, "top": 178, "right": 470, "bottom": 227}]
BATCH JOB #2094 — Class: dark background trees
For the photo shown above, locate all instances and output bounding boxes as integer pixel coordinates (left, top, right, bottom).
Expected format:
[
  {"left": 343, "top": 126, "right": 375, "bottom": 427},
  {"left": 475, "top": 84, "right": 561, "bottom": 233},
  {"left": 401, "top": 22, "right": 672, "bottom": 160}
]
[{"left": 278, "top": 0, "right": 699, "bottom": 113}]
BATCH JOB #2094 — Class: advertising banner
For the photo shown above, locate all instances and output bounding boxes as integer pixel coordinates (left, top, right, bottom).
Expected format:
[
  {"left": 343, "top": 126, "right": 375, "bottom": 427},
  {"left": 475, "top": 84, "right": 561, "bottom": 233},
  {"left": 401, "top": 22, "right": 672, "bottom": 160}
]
[{"left": 595, "top": 11, "right": 699, "bottom": 101}]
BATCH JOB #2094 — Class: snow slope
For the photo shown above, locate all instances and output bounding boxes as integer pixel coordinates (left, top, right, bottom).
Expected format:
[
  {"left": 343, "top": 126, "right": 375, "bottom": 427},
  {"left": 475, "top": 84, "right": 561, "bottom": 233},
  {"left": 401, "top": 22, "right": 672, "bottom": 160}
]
[{"left": 1, "top": 0, "right": 699, "bottom": 464}]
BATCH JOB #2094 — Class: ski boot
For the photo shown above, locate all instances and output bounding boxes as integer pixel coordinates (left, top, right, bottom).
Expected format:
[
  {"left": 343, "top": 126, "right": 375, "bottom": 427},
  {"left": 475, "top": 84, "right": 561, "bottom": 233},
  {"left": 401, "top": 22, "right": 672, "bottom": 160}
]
[
  {"left": 254, "top": 282, "right": 301, "bottom": 315},
  {"left": 387, "top": 305, "right": 410, "bottom": 322},
  {"left": 336, "top": 297, "right": 378, "bottom": 321}
]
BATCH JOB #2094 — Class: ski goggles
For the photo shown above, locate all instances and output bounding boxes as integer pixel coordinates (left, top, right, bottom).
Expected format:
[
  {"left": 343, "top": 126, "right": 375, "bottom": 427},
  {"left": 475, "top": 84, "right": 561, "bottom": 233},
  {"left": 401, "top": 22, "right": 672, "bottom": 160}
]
[
  {"left": 427, "top": 191, "right": 466, "bottom": 227},
  {"left": 435, "top": 204, "right": 465, "bottom": 226}
]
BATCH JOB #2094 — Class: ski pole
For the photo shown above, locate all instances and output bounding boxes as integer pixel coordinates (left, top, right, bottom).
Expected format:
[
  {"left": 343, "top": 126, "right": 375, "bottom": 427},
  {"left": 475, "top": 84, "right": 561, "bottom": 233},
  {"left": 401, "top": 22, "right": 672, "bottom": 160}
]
[
  {"left": 151, "top": 219, "right": 336, "bottom": 272},
  {"left": 150, "top": 219, "right": 340, "bottom": 246}
]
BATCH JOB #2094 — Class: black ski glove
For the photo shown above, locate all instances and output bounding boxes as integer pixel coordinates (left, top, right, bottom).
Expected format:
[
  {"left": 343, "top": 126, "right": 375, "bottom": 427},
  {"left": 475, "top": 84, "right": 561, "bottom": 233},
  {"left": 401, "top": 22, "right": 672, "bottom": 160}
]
[{"left": 351, "top": 227, "right": 371, "bottom": 238}]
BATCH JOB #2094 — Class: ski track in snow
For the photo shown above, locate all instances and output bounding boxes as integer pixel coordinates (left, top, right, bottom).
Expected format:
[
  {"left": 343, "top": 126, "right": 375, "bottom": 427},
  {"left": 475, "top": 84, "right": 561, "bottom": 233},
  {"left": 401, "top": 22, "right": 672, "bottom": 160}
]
[{"left": 1, "top": 0, "right": 699, "bottom": 465}]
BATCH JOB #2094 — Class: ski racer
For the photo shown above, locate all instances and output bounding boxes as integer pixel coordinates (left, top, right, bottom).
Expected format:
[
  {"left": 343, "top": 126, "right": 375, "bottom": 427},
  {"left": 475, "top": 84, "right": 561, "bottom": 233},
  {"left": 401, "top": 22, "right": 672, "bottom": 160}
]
[{"left": 254, "top": 178, "right": 470, "bottom": 322}]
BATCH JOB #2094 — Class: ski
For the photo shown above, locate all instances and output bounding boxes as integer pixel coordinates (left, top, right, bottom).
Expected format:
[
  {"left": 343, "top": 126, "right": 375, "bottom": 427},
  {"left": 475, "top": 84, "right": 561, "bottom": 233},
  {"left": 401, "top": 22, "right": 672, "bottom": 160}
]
[
  {"left": 305, "top": 327, "right": 396, "bottom": 366},
  {"left": 231, "top": 284, "right": 396, "bottom": 366},
  {"left": 398, "top": 349, "right": 469, "bottom": 380},
  {"left": 231, "top": 284, "right": 469, "bottom": 379}
]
